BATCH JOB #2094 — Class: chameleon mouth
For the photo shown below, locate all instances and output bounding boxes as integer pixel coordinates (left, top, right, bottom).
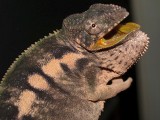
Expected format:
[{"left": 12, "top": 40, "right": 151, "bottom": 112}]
[{"left": 89, "top": 22, "right": 140, "bottom": 51}]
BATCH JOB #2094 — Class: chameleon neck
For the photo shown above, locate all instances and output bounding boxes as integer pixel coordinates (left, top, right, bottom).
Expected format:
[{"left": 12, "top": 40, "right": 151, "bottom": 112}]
[{"left": 57, "top": 30, "right": 87, "bottom": 53}]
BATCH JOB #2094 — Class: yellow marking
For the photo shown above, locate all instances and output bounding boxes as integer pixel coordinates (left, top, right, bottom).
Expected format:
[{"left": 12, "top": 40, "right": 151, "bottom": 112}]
[
  {"left": 89, "top": 22, "right": 140, "bottom": 50},
  {"left": 18, "top": 90, "right": 36, "bottom": 118},
  {"left": 28, "top": 74, "right": 50, "bottom": 90}
]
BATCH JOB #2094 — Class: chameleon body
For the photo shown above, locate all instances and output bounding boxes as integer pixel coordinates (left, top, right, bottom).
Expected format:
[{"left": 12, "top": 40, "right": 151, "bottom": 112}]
[{"left": 0, "top": 4, "right": 149, "bottom": 120}]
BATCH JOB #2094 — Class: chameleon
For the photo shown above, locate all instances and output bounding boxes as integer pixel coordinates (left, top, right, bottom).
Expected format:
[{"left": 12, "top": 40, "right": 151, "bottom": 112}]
[{"left": 0, "top": 3, "right": 149, "bottom": 120}]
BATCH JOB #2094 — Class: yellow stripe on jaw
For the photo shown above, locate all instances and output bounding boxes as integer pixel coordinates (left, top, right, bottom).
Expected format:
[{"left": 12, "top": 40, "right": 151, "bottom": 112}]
[{"left": 89, "top": 22, "right": 140, "bottom": 50}]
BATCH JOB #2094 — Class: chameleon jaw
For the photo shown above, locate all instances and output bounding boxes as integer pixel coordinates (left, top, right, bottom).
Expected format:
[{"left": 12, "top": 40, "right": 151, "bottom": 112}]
[
  {"left": 89, "top": 22, "right": 141, "bottom": 51},
  {"left": 95, "top": 30, "right": 149, "bottom": 76}
]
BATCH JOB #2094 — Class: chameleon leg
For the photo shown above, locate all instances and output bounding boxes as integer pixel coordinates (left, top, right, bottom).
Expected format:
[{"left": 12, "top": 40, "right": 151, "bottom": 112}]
[{"left": 87, "top": 77, "right": 132, "bottom": 101}]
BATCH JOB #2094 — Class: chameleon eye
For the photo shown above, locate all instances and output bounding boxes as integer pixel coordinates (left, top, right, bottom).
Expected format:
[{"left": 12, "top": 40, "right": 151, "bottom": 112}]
[
  {"left": 85, "top": 20, "right": 102, "bottom": 35},
  {"left": 91, "top": 24, "right": 96, "bottom": 28}
]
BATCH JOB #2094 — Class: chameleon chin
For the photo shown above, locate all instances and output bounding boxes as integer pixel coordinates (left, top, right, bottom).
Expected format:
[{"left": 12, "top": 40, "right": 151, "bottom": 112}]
[{"left": 0, "top": 3, "right": 149, "bottom": 120}]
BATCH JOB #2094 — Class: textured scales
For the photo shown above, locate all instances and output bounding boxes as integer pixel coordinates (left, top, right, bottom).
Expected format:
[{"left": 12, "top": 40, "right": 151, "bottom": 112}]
[{"left": 0, "top": 4, "right": 149, "bottom": 120}]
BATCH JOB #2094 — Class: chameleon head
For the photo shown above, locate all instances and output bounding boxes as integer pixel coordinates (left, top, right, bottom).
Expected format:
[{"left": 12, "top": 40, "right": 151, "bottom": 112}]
[
  {"left": 62, "top": 3, "right": 129, "bottom": 48},
  {"left": 62, "top": 3, "right": 149, "bottom": 75}
]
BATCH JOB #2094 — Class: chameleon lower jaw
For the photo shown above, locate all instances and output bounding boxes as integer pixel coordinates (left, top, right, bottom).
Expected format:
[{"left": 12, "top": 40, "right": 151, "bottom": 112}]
[{"left": 89, "top": 22, "right": 140, "bottom": 51}]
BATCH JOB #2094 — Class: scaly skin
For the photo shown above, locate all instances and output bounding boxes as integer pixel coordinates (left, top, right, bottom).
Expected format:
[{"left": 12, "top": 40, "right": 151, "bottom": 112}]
[{"left": 0, "top": 3, "right": 149, "bottom": 120}]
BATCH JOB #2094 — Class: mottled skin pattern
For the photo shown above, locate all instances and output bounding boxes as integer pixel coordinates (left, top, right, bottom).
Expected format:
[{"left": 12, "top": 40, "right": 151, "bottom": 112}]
[{"left": 0, "top": 4, "right": 149, "bottom": 120}]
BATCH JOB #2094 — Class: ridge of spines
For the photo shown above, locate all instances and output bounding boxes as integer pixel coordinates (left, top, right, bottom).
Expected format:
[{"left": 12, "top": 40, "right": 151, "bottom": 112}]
[{"left": 1, "top": 30, "right": 60, "bottom": 85}]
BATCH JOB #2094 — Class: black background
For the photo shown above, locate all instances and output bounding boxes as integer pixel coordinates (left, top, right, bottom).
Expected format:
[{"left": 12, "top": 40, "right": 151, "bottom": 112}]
[{"left": 0, "top": 0, "right": 139, "bottom": 120}]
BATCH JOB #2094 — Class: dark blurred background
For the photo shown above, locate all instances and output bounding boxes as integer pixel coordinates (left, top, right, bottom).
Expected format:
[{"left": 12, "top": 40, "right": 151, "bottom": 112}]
[{"left": 0, "top": 0, "right": 159, "bottom": 120}]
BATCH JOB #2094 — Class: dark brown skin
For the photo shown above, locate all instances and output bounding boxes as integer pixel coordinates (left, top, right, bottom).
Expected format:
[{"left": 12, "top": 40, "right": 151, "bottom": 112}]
[{"left": 0, "top": 4, "right": 149, "bottom": 120}]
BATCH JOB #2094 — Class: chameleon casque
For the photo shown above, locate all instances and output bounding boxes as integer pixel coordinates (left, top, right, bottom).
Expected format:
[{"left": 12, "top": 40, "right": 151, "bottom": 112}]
[{"left": 0, "top": 3, "right": 149, "bottom": 120}]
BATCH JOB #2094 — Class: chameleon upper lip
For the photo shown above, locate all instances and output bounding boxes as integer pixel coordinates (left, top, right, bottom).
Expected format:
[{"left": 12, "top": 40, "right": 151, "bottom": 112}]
[
  {"left": 89, "top": 15, "right": 144, "bottom": 52},
  {"left": 98, "top": 13, "right": 129, "bottom": 39}
]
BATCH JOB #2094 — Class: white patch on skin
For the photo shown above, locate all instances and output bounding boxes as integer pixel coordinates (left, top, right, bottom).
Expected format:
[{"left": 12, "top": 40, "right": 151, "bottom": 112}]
[
  {"left": 18, "top": 90, "right": 36, "bottom": 118},
  {"left": 60, "top": 53, "right": 85, "bottom": 69},
  {"left": 42, "top": 53, "right": 85, "bottom": 78},
  {"left": 28, "top": 74, "right": 50, "bottom": 90},
  {"left": 42, "top": 59, "right": 62, "bottom": 78}
]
